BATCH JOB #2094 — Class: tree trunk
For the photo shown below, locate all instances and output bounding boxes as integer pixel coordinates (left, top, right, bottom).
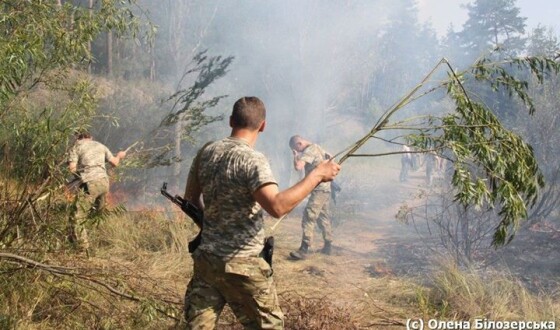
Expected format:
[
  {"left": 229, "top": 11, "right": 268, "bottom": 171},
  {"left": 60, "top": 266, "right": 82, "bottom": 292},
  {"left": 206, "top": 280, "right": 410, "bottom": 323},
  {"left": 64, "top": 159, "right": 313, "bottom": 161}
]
[
  {"left": 88, "top": 0, "right": 93, "bottom": 74},
  {"left": 173, "top": 122, "right": 183, "bottom": 190},
  {"left": 150, "top": 45, "right": 156, "bottom": 81},
  {"left": 107, "top": 31, "right": 113, "bottom": 76}
]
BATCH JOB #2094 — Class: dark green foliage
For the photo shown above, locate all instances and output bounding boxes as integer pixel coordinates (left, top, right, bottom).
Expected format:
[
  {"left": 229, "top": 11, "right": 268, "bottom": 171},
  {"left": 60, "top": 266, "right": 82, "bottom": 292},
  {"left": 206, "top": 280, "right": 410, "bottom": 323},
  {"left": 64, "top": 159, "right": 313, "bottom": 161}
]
[
  {"left": 458, "top": 0, "right": 527, "bottom": 59},
  {"left": 341, "top": 54, "right": 560, "bottom": 246},
  {"left": 134, "top": 50, "right": 233, "bottom": 168},
  {"left": 0, "top": 0, "right": 143, "bottom": 109},
  {"left": 162, "top": 51, "right": 233, "bottom": 127},
  {"left": 471, "top": 55, "right": 560, "bottom": 114},
  {"left": 445, "top": 79, "right": 542, "bottom": 245},
  {"left": 427, "top": 55, "right": 559, "bottom": 245},
  {"left": 0, "top": 0, "right": 142, "bottom": 249}
]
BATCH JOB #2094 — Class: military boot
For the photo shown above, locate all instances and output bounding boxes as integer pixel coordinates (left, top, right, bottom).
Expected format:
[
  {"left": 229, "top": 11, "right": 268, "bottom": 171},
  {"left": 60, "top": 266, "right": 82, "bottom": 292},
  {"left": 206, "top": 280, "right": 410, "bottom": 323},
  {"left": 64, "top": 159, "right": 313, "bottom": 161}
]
[
  {"left": 289, "top": 242, "right": 309, "bottom": 260},
  {"left": 320, "top": 241, "right": 332, "bottom": 255}
]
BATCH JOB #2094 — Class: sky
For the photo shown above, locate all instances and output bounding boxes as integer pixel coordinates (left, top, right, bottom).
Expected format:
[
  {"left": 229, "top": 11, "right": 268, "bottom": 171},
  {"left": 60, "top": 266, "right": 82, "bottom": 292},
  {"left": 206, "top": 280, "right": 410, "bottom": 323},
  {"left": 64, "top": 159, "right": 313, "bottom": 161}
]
[{"left": 417, "top": 0, "right": 560, "bottom": 36}]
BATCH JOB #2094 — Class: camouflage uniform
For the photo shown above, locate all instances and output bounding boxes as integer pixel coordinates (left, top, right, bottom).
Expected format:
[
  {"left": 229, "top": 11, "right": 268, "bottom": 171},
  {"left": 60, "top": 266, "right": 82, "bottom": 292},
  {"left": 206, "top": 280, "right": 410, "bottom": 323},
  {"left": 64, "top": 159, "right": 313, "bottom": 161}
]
[
  {"left": 399, "top": 145, "right": 412, "bottom": 182},
  {"left": 183, "top": 137, "right": 284, "bottom": 329},
  {"left": 67, "top": 139, "right": 114, "bottom": 250},
  {"left": 298, "top": 144, "right": 332, "bottom": 248},
  {"left": 425, "top": 151, "right": 437, "bottom": 186}
]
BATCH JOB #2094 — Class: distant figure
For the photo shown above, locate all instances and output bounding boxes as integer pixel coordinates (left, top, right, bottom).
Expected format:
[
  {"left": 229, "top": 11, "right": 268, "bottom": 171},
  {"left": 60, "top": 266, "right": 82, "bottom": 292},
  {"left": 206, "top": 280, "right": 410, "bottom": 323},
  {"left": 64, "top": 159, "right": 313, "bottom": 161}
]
[
  {"left": 400, "top": 144, "right": 413, "bottom": 182},
  {"left": 289, "top": 135, "right": 334, "bottom": 259},
  {"left": 410, "top": 147, "right": 419, "bottom": 170},
  {"left": 435, "top": 155, "right": 445, "bottom": 175},
  {"left": 67, "top": 131, "right": 126, "bottom": 254},
  {"left": 425, "top": 151, "right": 437, "bottom": 186}
]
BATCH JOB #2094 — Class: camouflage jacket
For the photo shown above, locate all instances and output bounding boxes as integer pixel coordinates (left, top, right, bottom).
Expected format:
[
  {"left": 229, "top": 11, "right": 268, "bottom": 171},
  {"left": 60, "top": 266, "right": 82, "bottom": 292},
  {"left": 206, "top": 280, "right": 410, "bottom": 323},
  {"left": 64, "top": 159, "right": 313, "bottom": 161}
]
[
  {"left": 299, "top": 143, "right": 331, "bottom": 192},
  {"left": 67, "top": 140, "right": 114, "bottom": 183},
  {"left": 189, "top": 137, "right": 277, "bottom": 258}
]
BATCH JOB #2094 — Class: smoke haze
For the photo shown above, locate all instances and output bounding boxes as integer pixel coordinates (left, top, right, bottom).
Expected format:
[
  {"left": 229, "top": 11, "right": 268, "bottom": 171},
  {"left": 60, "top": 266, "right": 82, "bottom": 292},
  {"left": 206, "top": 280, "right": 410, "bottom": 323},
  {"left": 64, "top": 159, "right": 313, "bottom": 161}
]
[{"left": 168, "top": 1, "right": 408, "bottom": 186}]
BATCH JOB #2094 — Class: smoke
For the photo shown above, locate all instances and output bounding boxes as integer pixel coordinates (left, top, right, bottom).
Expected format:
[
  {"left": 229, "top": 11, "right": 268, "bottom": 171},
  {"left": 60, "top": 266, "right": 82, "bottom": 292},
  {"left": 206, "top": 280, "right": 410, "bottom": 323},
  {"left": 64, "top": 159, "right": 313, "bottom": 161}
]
[
  {"left": 113, "top": 0, "right": 445, "bottom": 209},
  {"left": 187, "top": 0, "right": 400, "bottom": 185},
  {"left": 112, "top": 0, "right": 437, "bottom": 204}
]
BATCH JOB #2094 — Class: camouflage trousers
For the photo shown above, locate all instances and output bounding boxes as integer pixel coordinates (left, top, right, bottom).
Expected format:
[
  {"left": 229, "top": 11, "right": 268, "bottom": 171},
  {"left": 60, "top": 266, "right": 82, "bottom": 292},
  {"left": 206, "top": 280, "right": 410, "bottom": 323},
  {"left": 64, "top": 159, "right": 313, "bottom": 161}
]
[
  {"left": 400, "top": 157, "right": 412, "bottom": 182},
  {"left": 183, "top": 250, "right": 284, "bottom": 329},
  {"left": 301, "top": 190, "right": 332, "bottom": 247},
  {"left": 68, "top": 178, "right": 109, "bottom": 250}
]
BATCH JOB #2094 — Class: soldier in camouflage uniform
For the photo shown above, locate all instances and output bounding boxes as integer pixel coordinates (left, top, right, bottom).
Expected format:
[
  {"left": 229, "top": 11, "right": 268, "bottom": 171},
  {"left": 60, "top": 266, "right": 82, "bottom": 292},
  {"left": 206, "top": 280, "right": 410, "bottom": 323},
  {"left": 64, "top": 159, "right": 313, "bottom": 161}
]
[
  {"left": 67, "top": 131, "right": 126, "bottom": 253},
  {"left": 425, "top": 151, "right": 437, "bottom": 186},
  {"left": 182, "top": 97, "right": 341, "bottom": 329},
  {"left": 399, "top": 144, "right": 412, "bottom": 183},
  {"left": 288, "top": 135, "right": 334, "bottom": 260}
]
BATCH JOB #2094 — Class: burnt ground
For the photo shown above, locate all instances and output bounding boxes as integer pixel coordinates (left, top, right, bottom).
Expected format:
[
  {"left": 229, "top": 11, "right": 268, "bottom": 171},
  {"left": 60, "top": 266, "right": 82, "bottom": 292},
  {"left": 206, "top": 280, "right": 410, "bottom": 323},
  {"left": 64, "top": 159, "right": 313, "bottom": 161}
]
[{"left": 266, "top": 160, "right": 560, "bottom": 324}]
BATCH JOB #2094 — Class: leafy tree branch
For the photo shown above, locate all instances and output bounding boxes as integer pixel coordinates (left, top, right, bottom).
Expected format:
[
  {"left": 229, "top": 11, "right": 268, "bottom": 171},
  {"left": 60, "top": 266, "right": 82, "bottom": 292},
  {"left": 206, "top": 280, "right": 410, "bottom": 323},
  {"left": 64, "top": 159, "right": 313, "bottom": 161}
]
[{"left": 336, "top": 53, "right": 560, "bottom": 246}]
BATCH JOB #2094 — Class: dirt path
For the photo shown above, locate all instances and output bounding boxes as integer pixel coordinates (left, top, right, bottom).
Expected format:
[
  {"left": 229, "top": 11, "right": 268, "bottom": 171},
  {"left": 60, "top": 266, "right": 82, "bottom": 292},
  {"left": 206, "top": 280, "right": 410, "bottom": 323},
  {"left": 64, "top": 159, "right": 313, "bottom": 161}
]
[
  {"left": 264, "top": 158, "right": 560, "bottom": 327},
  {"left": 267, "top": 161, "right": 431, "bottom": 324}
]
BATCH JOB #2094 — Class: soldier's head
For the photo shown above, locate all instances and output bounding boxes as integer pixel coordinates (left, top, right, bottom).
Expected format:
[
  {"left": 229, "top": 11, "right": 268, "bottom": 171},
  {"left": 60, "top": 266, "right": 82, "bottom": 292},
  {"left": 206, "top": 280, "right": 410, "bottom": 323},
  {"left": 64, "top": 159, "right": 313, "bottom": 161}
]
[
  {"left": 75, "top": 130, "right": 92, "bottom": 140},
  {"left": 230, "top": 97, "right": 266, "bottom": 132},
  {"left": 289, "top": 135, "right": 308, "bottom": 152}
]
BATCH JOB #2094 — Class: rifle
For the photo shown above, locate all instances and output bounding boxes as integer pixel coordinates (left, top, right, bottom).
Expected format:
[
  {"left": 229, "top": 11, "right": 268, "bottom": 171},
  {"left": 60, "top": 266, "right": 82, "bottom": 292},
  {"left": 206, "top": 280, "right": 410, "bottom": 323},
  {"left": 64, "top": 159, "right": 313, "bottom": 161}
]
[
  {"left": 35, "top": 175, "right": 82, "bottom": 202},
  {"left": 160, "top": 182, "right": 203, "bottom": 253},
  {"left": 160, "top": 182, "right": 275, "bottom": 267},
  {"left": 260, "top": 236, "right": 274, "bottom": 267}
]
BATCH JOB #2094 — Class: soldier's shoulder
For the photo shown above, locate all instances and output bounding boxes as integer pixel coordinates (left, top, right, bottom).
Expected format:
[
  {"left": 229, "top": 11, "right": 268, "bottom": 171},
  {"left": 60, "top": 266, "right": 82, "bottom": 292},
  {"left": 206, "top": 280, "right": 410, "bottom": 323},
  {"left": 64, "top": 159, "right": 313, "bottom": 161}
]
[
  {"left": 84, "top": 140, "right": 107, "bottom": 148},
  {"left": 305, "top": 144, "right": 324, "bottom": 156},
  {"left": 232, "top": 148, "right": 268, "bottom": 172}
]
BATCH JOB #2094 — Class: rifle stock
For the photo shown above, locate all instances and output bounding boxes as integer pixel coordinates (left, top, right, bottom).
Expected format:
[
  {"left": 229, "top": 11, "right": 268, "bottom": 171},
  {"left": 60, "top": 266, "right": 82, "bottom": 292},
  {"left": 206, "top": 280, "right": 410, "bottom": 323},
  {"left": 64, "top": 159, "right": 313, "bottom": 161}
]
[
  {"left": 160, "top": 182, "right": 274, "bottom": 266},
  {"left": 161, "top": 182, "right": 203, "bottom": 252}
]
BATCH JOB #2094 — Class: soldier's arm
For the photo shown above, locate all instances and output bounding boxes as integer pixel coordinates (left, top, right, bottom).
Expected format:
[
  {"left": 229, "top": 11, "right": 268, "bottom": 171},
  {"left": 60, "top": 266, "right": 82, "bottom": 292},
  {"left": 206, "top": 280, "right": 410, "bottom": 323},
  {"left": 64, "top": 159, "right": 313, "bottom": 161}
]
[
  {"left": 68, "top": 162, "right": 77, "bottom": 173},
  {"left": 292, "top": 150, "right": 305, "bottom": 171},
  {"left": 254, "top": 160, "right": 340, "bottom": 218},
  {"left": 108, "top": 151, "right": 126, "bottom": 167},
  {"left": 67, "top": 145, "right": 78, "bottom": 173}
]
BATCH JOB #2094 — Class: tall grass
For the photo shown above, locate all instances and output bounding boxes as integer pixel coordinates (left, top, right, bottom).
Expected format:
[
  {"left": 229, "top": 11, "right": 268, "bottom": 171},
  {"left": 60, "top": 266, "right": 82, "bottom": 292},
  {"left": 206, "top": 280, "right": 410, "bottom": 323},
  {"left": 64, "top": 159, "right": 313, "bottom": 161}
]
[
  {"left": 0, "top": 209, "right": 196, "bottom": 329},
  {"left": 94, "top": 209, "right": 194, "bottom": 256},
  {"left": 418, "top": 259, "right": 560, "bottom": 321},
  {"left": 4, "top": 207, "right": 558, "bottom": 329}
]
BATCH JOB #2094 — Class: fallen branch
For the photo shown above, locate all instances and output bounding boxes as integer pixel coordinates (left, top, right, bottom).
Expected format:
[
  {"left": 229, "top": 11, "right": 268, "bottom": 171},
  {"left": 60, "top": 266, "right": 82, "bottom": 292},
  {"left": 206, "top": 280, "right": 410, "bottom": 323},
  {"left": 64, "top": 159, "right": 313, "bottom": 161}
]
[{"left": 0, "top": 252, "right": 181, "bottom": 321}]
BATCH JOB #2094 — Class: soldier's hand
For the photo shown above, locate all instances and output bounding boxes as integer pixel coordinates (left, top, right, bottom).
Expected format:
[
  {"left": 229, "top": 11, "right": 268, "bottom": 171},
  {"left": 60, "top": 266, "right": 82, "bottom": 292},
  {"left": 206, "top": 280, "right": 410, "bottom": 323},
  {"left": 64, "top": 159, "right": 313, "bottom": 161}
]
[
  {"left": 315, "top": 159, "right": 341, "bottom": 182},
  {"left": 117, "top": 151, "right": 127, "bottom": 159}
]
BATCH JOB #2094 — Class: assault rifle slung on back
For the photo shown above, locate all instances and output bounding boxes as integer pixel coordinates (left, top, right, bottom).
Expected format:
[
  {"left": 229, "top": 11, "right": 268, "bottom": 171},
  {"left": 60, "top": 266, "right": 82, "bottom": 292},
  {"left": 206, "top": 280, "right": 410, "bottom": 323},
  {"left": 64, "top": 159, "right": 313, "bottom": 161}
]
[
  {"left": 160, "top": 182, "right": 275, "bottom": 267},
  {"left": 160, "top": 182, "right": 203, "bottom": 253}
]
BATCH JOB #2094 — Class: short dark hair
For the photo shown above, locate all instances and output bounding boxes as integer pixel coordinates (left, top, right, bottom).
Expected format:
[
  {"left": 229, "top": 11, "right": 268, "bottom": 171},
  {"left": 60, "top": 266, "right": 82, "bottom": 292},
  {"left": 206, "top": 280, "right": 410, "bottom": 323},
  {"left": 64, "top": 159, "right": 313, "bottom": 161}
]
[
  {"left": 231, "top": 97, "right": 266, "bottom": 130},
  {"left": 75, "top": 130, "right": 92, "bottom": 140},
  {"left": 289, "top": 135, "right": 302, "bottom": 149}
]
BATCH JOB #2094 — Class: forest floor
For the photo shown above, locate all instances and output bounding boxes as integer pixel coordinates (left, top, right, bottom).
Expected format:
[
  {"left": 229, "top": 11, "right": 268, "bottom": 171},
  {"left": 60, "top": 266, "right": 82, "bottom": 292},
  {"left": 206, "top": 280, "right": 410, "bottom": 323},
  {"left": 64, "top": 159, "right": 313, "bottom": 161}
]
[
  {"left": 75, "top": 160, "right": 560, "bottom": 329},
  {"left": 264, "top": 160, "right": 560, "bottom": 328}
]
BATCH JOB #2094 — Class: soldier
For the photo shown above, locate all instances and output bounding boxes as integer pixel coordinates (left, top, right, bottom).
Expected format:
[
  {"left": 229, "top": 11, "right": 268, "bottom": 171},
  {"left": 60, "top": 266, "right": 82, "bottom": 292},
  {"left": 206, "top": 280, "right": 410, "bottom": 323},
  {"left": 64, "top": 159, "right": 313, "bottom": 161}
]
[
  {"left": 425, "top": 150, "right": 437, "bottom": 186},
  {"left": 182, "top": 97, "right": 340, "bottom": 329},
  {"left": 399, "top": 144, "right": 412, "bottom": 182},
  {"left": 67, "top": 131, "right": 126, "bottom": 254},
  {"left": 288, "top": 135, "right": 334, "bottom": 259}
]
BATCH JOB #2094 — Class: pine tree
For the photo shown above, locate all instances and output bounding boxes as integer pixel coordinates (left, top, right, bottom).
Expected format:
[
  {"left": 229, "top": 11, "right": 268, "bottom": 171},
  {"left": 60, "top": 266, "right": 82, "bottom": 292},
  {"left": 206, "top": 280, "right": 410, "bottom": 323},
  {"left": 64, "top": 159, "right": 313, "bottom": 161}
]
[{"left": 458, "top": 0, "right": 527, "bottom": 60}]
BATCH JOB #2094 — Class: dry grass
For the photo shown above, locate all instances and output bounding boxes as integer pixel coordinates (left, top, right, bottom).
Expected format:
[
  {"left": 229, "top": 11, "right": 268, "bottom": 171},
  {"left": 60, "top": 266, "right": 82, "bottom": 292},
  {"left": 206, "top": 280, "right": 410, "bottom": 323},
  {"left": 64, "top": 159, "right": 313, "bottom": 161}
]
[
  {"left": 417, "top": 259, "right": 560, "bottom": 321},
  {"left": 215, "top": 292, "right": 360, "bottom": 330},
  {"left": 0, "top": 210, "right": 192, "bottom": 329},
  {"left": 281, "top": 292, "right": 359, "bottom": 329},
  {"left": 2, "top": 207, "right": 560, "bottom": 329}
]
